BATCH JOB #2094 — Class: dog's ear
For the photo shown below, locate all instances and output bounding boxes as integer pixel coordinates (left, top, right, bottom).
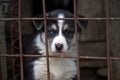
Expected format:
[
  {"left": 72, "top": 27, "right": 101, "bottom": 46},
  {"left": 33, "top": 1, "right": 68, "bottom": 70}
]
[
  {"left": 33, "top": 14, "right": 45, "bottom": 31},
  {"left": 77, "top": 15, "right": 88, "bottom": 32},
  {"left": 33, "top": 20, "right": 43, "bottom": 31},
  {"left": 33, "top": 13, "right": 50, "bottom": 31}
]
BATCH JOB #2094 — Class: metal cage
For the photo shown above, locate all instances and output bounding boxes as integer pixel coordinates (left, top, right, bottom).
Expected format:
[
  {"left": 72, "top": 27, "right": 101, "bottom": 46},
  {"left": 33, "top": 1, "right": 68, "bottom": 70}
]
[{"left": 0, "top": 0, "right": 120, "bottom": 80}]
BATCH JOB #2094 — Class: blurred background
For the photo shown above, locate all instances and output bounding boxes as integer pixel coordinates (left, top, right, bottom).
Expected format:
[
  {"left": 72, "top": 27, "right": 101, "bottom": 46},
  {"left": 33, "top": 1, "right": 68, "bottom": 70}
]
[{"left": 0, "top": 0, "right": 120, "bottom": 80}]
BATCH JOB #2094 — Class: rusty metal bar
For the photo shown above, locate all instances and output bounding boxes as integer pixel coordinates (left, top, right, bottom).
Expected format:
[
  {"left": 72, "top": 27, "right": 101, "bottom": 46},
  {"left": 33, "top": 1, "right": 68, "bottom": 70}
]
[
  {"left": 1, "top": 17, "right": 120, "bottom": 21},
  {"left": 42, "top": 0, "right": 51, "bottom": 80},
  {"left": 0, "top": 0, "right": 119, "bottom": 80},
  {"left": 18, "top": 0, "right": 24, "bottom": 80},
  {"left": 1, "top": 53, "right": 120, "bottom": 60},
  {"left": 105, "top": 0, "right": 111, "bottom": 80},
  {"left": 0, "top": 18, "right": 18, "bottom": 21},
  {"left": 73, "top": 0, "right": 81, "bottom": 80},
  {"left": 9, "top": 0, "right": 15, "bottom": 80}
]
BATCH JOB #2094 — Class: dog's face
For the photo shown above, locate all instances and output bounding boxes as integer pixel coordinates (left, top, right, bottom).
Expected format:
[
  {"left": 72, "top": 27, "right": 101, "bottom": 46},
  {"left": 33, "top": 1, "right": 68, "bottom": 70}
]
[{"left": 33, "top": 10, "right": 88, "bottom": 55}]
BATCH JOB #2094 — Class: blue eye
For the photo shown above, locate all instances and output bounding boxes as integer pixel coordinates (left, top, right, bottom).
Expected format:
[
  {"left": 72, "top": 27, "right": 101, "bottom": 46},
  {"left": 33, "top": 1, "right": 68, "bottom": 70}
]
[
  {"left": 48, "top": 30, "right": 57, "bottom": 36},
  {"left": 49, "top": 31, "right": 54, "bottom": 35}
]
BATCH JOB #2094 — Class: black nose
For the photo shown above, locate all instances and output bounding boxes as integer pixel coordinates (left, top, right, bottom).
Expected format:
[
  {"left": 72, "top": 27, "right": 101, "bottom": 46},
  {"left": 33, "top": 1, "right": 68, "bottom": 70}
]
[{"left": 55, "top": 43, "right": 63, "bottom": 51}]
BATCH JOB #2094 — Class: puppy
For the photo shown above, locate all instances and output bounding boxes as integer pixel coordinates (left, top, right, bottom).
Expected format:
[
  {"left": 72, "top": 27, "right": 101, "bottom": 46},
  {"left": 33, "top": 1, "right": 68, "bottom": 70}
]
[{"left": 24, "top": 10, "right": 88, "bottom": 80}]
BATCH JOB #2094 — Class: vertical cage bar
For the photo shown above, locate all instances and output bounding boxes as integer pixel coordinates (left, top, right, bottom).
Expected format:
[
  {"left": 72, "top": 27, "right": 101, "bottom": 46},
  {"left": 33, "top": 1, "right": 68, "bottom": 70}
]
[
  {"left": 105, "top": 0, "right": 111, "bottom": 80},
  {"left": 42, "top": 0, "right": 50, "bottom": 80},
  {"left": 9, "top": 0, "right": 16, "bottom": 79},
  {"left": 73, "top": 0, "right": 80, "bottom": 80},
  {"left": 18, "top": 0, "right": 24, "bottom": 80}
]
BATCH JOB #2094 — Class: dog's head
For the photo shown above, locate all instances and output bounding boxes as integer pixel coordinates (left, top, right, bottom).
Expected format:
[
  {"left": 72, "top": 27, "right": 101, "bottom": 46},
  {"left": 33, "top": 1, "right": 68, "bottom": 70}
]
[{"left": 33, "top": 10, "right": 88, "bottom": 55}]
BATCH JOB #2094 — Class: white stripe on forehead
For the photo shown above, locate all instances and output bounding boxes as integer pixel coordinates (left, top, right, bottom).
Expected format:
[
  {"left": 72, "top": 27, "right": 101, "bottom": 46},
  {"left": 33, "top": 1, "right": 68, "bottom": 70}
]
[
  {"left": 57, "top": 13, "right": 65, "bottom": 35},
  {"left": 57, "top": 13, "right": 65, "bottom": 24}
]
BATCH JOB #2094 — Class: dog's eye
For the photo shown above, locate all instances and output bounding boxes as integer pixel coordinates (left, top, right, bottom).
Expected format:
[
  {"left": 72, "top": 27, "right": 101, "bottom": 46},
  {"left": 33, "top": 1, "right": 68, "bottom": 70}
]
[
  {"left": 48, "top": 30, "right": 56, "bottom": 36},
  {"left": 49, "top": 31, "right": 54, "bottom": 35},
  {"left": 63, "top": 29, "right": 74, "bottom": 34},
  {"left": 63, "top": 29, "right": 74, "bottom": 38}
]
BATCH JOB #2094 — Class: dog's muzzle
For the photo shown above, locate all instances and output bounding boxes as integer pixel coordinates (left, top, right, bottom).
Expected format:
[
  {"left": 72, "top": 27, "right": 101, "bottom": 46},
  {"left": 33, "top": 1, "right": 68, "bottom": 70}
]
[{"left": 55, "top": 43, "right": 63, "bottom": 51}]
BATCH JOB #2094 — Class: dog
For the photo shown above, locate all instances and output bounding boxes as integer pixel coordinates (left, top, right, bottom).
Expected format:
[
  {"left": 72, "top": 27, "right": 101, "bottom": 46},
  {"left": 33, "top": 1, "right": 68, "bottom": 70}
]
[{"left": 24, "top": 10, "right": 88, "bottom": 80}]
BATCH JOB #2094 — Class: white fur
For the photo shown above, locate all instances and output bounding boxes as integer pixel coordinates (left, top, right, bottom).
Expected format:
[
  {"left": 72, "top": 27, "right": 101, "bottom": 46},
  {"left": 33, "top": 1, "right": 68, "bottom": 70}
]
[
  {"left": 34, "top": 33, "right": 46, "bottom": 54},
  {"left": 57, "top": 13, "right": 64, "bottom": 36},
  {"left": 57, "top": 13, "right": 65, "bottom": 25},
  {"left": 33, "top": 33, "right": 77, "bottom": 80},
  {"left": 32, "top": 13, "right": 77, "bottom": 80},
  {"left": 51, "top": 13, "right": 69, "bottom": 52},
  {"left": 33, "top": 58, "right": 77, "bottom": 80},
  {"left": 51, "top": 35, "right": 68, "bottom": 52}
]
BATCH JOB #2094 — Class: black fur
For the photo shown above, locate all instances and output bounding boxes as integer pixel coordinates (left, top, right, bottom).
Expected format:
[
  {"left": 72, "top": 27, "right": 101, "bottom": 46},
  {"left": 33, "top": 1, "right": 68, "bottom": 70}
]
[{"left": 23, "top": 9, "right": 88, "bottom": 80}]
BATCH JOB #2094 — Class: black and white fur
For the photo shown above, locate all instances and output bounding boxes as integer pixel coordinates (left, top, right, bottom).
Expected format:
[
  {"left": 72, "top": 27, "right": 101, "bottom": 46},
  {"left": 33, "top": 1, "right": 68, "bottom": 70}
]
[{"left": 24, "top": 10, "right": 88, "bottom": 80}]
